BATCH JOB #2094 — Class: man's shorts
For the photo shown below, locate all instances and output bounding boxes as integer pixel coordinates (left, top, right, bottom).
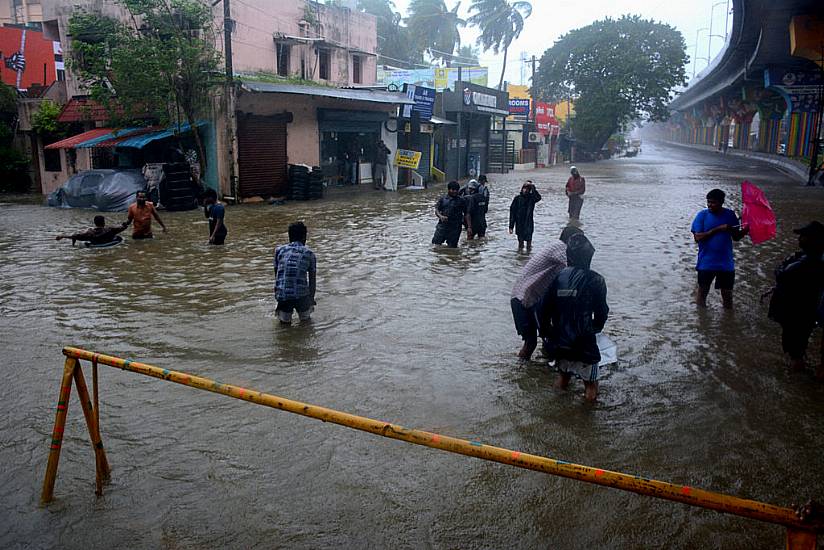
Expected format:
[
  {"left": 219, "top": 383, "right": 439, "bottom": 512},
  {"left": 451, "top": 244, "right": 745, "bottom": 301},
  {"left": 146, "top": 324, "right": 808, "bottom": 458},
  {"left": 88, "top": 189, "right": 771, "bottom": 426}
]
[
  {"left": 510, "top": 297, "right": 538, "bottom": 340},
  {"left": 276, "top": 295, "right": 314, "bottom": 322},
  {"left": 432, "top": 223, "right": 462, "bottom": 248},
  {"left": 556, "top": 359, "right": 599, "bottom": 382},
  {"left": 697, "top": 269, "right": 735, "bottom": 290}
]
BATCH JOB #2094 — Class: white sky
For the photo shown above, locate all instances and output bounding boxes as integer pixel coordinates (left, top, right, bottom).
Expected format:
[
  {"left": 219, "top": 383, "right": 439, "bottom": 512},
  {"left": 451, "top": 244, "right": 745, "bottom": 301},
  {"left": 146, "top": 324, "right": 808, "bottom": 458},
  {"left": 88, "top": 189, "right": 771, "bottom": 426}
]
[{"left": 391, "top": 0, "right": 733, "bottom": 86}]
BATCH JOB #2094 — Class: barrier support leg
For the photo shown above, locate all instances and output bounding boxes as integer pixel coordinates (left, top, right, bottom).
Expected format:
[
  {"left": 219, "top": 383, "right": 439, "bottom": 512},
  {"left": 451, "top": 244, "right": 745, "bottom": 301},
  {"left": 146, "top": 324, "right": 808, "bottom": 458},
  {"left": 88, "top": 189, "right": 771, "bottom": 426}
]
[
  {"left": 786, "top": 528, "right": 817, "bottom": 550},
  {"left": 73, "top": 361, "right": 110, "bottom": 496},
  {"left": 40, "top": 357, "right": 77, "bottom": 504}
]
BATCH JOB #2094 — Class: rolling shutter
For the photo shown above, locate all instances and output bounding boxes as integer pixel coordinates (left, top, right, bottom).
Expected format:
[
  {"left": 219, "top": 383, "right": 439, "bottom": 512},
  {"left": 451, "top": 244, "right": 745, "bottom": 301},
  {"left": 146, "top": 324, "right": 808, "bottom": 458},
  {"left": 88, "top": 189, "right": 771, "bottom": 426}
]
[{"left": 237, "top": 114, "right": 289, "bottom": 197}]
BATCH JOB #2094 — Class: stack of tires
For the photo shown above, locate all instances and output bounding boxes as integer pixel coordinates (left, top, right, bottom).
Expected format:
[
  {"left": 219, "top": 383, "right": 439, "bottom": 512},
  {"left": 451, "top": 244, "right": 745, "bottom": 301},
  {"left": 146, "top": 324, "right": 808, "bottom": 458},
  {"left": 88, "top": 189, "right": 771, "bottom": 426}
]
[
  {"left": 308, "top": 167, "right": 324, "bottom": 200},
  {"left": 289, "top": 164, "right": 310, "bottom": 201}
]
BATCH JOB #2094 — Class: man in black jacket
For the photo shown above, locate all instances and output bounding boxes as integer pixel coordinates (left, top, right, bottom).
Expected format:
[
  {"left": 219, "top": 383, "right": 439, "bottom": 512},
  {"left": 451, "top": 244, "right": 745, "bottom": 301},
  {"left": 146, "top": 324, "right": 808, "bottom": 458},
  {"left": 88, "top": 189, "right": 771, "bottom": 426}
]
[{"left": 539, "top": 233, "right": 609, "bottom": 401}]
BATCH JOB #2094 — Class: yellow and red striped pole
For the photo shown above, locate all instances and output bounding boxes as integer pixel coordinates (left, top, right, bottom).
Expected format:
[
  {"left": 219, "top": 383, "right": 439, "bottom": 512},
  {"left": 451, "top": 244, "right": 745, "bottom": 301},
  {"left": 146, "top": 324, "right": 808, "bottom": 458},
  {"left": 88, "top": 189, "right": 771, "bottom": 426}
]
[
  {"left": 41, "top": 357, "right": 77, "bottom": 504},
  {"left": 52, "top": 347, "right": 821, "bottom": 547}
]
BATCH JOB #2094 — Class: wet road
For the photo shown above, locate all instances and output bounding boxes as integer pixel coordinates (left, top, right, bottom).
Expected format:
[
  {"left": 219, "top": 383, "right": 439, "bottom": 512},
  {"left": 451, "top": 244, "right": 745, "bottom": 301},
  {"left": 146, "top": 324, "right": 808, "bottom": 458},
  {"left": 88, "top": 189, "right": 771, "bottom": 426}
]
[{"left": 1, "top": 142, "right": 823, "bottom": 548}]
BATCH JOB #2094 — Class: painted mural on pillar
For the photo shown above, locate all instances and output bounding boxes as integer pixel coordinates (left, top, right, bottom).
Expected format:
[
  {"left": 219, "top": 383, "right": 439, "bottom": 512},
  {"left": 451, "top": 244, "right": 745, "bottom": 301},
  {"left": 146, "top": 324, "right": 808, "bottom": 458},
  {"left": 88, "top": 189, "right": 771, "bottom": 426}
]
[
  {"left": 745, "top": 87, "right": 788, "bottom": 120},
  {"left": 0, "top": 27, "right": 61, "bottom": 91},
  {"left": 764, "top": 68, "right": 822, "bottom": 112}
]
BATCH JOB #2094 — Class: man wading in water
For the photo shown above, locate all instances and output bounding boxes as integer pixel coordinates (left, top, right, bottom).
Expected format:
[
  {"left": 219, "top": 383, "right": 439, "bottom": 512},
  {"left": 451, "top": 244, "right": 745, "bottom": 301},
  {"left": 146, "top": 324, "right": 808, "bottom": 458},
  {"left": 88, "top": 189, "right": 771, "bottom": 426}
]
[
  {"left": 565, "top": 166, "right": 585, "bottom": 220},
  {"left": 127, "top": 190, "right": 167, "bottom": 239},
  {"left": 56, "top": 215, "right": 129, "bottom": 246},
  {"left": 433, "top": 181, "right": 470, "bottom": 248}
]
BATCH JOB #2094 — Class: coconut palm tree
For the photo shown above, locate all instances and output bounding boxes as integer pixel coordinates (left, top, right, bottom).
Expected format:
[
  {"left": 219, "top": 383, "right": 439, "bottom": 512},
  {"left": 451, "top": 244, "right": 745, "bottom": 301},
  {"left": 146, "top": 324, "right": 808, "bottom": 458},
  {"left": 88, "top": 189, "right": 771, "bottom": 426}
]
[
  {"left": 406, "top": 0, "right": 465, "bottom": 66},
  {"left": 467, "top": 0, "right": 532, "bottom": 88}
]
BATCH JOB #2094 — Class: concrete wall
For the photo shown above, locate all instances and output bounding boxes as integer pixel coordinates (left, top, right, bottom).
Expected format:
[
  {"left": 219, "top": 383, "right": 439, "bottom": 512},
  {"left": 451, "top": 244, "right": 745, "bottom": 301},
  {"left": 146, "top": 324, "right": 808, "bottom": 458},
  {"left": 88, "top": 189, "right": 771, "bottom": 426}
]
[{"left": 0, "top": 0, "right": 43, "bottom": 26}]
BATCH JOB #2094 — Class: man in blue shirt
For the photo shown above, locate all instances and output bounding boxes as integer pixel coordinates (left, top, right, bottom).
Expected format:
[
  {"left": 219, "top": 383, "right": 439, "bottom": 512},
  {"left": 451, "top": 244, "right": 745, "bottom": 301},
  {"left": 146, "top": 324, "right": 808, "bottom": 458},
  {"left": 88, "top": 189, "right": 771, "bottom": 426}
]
[
  {"left": 691, "top": 188, "right": 749, "bottom": 308},
  {"left": 274, "top": 221, "right": 317, "bottom": 324},
  {"left": 203, "top": 189, "right": 227, "bottom": 245}
]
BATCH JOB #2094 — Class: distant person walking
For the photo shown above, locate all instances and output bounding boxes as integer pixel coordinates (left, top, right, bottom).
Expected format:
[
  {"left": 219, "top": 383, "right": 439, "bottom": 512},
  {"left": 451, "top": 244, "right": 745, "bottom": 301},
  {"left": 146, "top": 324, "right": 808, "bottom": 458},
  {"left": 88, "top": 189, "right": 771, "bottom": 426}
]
[
  {"left": 127, "top": 190, "right": 167, "bottom": 239},
  {"left": 539, "top": 233, "right": 609, "bottom": 402},
  {"left": 56, "top": 215, "right": 129, "bottom": 247},
  {"left": 509, "top": 180, "right": 541, "bottom": 251},
  {"left": 477, "top": 174, "right": 490, "bottom": 215},
  {"left": 464, "top": 179, "right": 488, "bottom": 240},
  {"left": 373, "top": 140, "right": 391, "bottom": 190},
  {"left": 432, "top": 181, "right": 470, "bottom": 248},
  {"left": 203, "top": 189, "right": 227, "bottom": 245},
  {"left": 766, "top": 221, "right": 824, "bottom": 377},
  {"left": 274, "top": 221, "right": 317, "bottom": 325},
  {"left": 510, "top": 225, "right": 582, "bottom": 360},
  {"left": 690, "top": 188, "right": 749, "bottom": 309},
  {"left": 566, "top": 166, "right": 585, "bottom": 220}
]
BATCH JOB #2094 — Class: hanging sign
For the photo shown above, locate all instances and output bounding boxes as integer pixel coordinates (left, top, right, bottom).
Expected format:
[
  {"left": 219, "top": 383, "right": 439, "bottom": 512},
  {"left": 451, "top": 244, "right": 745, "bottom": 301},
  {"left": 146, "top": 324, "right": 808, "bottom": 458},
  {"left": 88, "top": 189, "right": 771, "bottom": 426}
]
[
  {"left": 395, "top": 149, "right": 422, "bottom": 169},
  {"left": 402, "top": 84, "right": 436, "bottom": 121}
]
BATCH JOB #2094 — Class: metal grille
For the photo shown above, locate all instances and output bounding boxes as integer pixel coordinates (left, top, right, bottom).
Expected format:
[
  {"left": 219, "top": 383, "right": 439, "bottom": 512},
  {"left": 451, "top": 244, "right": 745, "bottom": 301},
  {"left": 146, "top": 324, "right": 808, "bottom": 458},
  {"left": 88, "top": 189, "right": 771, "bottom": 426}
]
[{"left": 237, "top": 115, "right": 288, "bottom": 198}]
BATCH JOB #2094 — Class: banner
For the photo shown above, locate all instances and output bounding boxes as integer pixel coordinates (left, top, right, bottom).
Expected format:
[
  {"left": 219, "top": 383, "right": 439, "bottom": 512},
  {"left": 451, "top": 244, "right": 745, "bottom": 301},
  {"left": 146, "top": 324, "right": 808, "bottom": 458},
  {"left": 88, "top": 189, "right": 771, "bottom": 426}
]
[
  {"left": 402, "top": 84, "right": 435, "bottom": 121},
  {"left": 394, "top": 149, "right": 422, "bottom": 169},
  {"left": 508, "top": 98, "right": 530, "bottom": 117},
  {"left": 378, "top": 66, "right": 488, "bottom": 92}
]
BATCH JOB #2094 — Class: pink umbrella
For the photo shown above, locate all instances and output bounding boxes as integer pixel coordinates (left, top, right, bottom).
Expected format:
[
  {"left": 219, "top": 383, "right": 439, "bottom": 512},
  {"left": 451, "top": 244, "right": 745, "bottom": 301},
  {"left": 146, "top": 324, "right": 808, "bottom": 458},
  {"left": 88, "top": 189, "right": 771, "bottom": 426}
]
[{"left": 740, "top": 180, "right": 776, "bottom": 245}]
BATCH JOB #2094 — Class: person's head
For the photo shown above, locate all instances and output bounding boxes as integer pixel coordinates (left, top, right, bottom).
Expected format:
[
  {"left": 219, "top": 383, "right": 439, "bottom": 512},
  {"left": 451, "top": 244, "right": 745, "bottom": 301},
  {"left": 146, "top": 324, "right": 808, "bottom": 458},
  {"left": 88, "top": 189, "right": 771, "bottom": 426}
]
[
  {"left": 521, "top": 180, "right": 534, "bottom": 195},
  {"left": 447, "top": 180, "right": 460, "bottom": 197},
  {"left": 559, "top": 225, "right": 583, "bottom": 244},
  {"left": 467, "top": 179, "right": 479, "bottom": 193},
  {"left": 570, "top": 166, "right": 579, "bottom": 177},
  {"left": 793, "top": 221, "right": 824, "bottom": 255},
  {"left": 93, "top": 215, "right": 105, "bottom": 228},
  {"left": 288, "top": 221, "right": 308, "bottom": 244},
  {"left": 136, "top": 191, "right": 147, "bottom": 205},
  {"left": 566, "top": 233, "right": 595, "bottom": 269},
  {"left": 203, "top": 188, "right": 218, "bottom": 205},
  {"left": 706, "top": 189, "right": 725, "bottom": 213},
  {"left": 478, "top": 174, "right": 488, "bottom": 184}
]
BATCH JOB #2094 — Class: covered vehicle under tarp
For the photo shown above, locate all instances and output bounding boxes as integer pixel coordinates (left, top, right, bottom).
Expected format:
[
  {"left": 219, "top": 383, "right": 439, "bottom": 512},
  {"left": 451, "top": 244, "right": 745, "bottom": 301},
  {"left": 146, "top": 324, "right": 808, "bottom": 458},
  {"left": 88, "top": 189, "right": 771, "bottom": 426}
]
[{"left": 47, "top": 169, "right": 145, "bottom": 212}]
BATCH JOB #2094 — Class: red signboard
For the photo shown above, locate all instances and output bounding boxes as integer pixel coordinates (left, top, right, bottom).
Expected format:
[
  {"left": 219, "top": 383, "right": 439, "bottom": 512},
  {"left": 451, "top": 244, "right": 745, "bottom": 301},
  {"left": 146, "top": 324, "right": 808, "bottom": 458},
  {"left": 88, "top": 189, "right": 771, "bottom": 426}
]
[
  {"left": 0, "top": 27, "right": 60, "bottom": 90},
  {"left": 535, "top": 102, "right": 559, "bottom": 136}
]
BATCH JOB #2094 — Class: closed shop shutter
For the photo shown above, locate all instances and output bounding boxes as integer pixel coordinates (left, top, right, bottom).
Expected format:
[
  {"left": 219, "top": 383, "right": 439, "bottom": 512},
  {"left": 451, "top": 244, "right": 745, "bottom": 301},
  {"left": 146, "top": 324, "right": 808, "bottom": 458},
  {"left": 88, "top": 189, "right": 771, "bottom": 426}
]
[
  {"left": 237, "top": 115, "right": 288, "bottom": 197},
  {"left": 415, "top": 133, "right": 431, "bottom": 181}
]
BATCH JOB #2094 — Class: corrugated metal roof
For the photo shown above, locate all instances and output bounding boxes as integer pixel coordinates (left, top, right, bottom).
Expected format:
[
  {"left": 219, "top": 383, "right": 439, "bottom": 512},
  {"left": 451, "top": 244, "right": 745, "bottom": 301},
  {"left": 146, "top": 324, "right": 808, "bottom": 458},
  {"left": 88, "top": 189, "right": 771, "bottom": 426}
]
[
  {"left": 92, "top": 126, "right": 160, "bottom": 148},
  {"left": 115, "top": 121, "right": 206, "bottom": 149},
  {"left": 240, "top": 80, "right": 415, "bottom": 105},
  {"left": 57, "top": 98, "right": 120, "bottom": 123},
  {"left": 76, "top": 127, "right": 147, "bottom": 148},
  {"left": 44, "top": 128, "right": 113, "bottom": 150}
]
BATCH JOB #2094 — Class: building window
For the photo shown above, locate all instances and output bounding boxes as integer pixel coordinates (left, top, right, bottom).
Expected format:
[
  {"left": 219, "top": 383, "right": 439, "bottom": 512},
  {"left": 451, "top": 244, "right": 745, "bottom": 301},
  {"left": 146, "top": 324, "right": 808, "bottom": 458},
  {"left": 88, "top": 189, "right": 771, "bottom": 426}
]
[
  {"left": 44, "top": 148, "right": 61, "bottom": 172},
  {"left": 318, "top": 49, "right": 330, "bottom": 80},
  {"left": 353, "top": 55, "right": 361, "bottom": 84},
  {"left": 276, "top": 43, "right": 290, "bottom": 77}
]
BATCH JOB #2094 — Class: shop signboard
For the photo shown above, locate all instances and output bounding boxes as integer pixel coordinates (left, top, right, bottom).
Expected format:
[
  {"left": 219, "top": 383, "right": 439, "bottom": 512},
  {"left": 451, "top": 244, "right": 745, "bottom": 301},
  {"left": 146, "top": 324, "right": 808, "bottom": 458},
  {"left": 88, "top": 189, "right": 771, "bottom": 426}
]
[
  {"left": 535, "top": 102, "right": 559, "bottom": 136},
  {"left": 402, "top": 84, "right": 436, "bottom": 121},
  {"left": 444, "top": 82, "right": 510, "bottom": 116},
  {"left": 395, "top": 149, "right": 422, "bottom": 169},
  {"left": 378, "top": 66, "right": 488, "bottom": 92},
  {"left": 508, "top": 98, "right": 530, "bottom": 117}
]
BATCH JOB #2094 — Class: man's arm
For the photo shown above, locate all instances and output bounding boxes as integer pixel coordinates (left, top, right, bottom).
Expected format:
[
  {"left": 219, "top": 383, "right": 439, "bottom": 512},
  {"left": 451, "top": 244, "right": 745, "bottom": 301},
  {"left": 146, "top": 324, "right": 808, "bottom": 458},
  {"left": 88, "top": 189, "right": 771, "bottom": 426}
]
[
  {"left": 209, "top": 218, "right": 223, "bottom": 243},
  {"left": 56, "top": 229, "right": 93, "bottom": 244},
  {"left": 435, "top": 199, "right": 447, "bottom": 222},
  {"left": 309, "top": 270, "right": 317, "bottom": 303},
  {"left": 151, "top": 205, "right": 167, "bottom": 232},
  {"left": 112, "top": 221, "right": 129, "bottom": 235},
  {"left": 533, "top": 189, "right": 542, "bottom": 203},
  {"left": 730, "top": 220, "right": 750, "bottom": 241},
  {"left": 692, "top": 224, "right": 729, "bottom": 242},
  {"left": 592, "top": 276, "right": 609, "bottom": 333}
]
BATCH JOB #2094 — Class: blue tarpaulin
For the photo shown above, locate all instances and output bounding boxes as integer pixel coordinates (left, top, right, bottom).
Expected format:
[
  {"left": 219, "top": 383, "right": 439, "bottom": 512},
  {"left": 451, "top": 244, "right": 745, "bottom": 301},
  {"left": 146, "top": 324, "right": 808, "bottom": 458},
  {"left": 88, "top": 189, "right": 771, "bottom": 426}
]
[{"left": 115, "top": 121, "right": 207, "bottom": 149}]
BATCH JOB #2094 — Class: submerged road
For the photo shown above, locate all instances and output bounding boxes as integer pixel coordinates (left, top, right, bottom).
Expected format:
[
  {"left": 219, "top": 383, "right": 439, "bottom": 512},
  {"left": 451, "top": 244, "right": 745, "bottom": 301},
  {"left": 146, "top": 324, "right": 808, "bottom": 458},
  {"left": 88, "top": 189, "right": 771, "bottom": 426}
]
[{"left": 1, "top": 142, "right": 823, "bottom": 548}]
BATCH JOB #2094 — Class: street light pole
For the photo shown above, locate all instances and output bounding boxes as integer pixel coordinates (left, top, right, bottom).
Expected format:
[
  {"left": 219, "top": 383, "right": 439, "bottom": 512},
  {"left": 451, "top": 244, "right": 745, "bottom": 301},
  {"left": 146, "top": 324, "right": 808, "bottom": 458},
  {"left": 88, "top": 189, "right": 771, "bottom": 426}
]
[
  {"left": 693, "top": 28, "right": 709, "bottom": 79},
  {"left": 708, "top": 1, "right": 727, "bottom": 64}
]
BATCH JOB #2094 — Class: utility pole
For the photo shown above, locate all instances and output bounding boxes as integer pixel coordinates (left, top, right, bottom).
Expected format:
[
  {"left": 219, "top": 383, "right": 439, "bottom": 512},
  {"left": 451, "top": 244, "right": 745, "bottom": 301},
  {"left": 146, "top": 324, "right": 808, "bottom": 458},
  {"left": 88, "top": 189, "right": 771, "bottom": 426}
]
[
  {"left": 219, "top": 0, "right": 239, "bottom": 201},
  {"left": 530, "top": 55, "right": 536, "bottom": 123}
]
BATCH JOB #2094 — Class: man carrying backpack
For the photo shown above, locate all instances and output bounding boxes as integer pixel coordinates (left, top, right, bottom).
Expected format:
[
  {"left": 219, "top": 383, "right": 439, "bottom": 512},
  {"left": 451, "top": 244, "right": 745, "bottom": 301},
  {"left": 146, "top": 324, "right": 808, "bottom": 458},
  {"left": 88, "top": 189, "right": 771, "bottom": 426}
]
[
  {"left": 767, "top": 221, "right": 824, "bottom": 377},
  {"left": 539, "top": 233, "right": 609, "bottom": 402}
]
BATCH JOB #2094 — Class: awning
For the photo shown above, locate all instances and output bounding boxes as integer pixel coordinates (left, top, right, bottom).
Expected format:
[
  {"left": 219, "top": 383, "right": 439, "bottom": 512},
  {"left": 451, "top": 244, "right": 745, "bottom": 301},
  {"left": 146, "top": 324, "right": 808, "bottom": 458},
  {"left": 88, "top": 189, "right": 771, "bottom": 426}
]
[
  {"left": 44, "top": 128, "right": 113, "bottom": 150},
  {"left": 76, "top": 127, "right": 150, "bottom": 148},
  {"left": 90, "top": 127, "right": 161, "bottom": 148},
  {"left": 115, "top": 121, "right": 207, "bottom": 149},
  {"left": 429, "top": 115, "right": 456, "bottom": 125},
  {"left": 240, "top": 80, "right": 415, "bottom": 105}
]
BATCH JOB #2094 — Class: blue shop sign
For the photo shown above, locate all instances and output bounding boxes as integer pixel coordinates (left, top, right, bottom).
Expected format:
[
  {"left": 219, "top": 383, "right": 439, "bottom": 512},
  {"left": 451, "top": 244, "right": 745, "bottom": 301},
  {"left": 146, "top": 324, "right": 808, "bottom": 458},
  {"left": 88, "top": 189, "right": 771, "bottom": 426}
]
[
  {"left": 508, "top": 98, "right": 530, "bottom": 116},
  {"left": 402, "top": 84, "right": 436, "bottom": 121}
]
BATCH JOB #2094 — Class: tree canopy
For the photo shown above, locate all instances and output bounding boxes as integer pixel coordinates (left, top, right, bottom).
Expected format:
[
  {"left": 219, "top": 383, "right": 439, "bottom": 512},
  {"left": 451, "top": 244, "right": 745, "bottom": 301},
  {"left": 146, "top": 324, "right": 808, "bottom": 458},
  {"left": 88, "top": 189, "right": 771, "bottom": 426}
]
[
  {"left": 533, "top": 15, "right": 687, "bottom": 152},
  {"left": 406, "top": 0, "right": 465, "bottom": 66},
  {"left": 467, "top": 0, "right": 531, "bottom": 89},
  {"left": 68, "top": 0, "right": 222, "bottom": 175},
  {"left": 358, "top": 0, "right": 424, "bottom": 68}
]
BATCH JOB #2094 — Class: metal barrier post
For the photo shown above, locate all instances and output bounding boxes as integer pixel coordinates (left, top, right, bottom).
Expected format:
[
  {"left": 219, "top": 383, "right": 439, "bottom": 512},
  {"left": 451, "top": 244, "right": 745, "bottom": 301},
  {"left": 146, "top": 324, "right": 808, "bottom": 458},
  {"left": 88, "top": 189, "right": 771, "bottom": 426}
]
[{"left": 40, "top": 357, "right": 77, "bottom": 503}]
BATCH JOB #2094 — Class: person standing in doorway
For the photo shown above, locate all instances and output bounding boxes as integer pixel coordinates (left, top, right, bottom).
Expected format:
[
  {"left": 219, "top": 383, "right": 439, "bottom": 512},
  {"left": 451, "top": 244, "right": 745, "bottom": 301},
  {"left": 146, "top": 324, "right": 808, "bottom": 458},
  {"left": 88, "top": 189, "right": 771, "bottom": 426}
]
[
  {"left": 566, "top": 166, "right": 585, "bottom": 220},
  {"left": 509, "top": 180, "right": 542, "bottom": 251},
  {"left": 274, "top": 221, "right": 317, "bottom": 325},
  {"left": 203, "top": 189, "right": 227, "bottom": 245},
  {"left": 127, "top": 190, "right": 167, "bottom": 239},
  {"left": 373, "top": 139, "right": 391, "bottom": 190},
  {"left": 690, "top": 188, "right": 749, "bottom": 309}
]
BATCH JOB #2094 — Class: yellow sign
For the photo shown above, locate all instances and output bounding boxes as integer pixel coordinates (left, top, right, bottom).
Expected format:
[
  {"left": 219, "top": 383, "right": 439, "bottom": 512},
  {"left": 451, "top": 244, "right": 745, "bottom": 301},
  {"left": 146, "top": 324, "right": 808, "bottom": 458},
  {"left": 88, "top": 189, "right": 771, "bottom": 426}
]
[{"left": 395, "top": 149, "right": 422, "bottom": 169}]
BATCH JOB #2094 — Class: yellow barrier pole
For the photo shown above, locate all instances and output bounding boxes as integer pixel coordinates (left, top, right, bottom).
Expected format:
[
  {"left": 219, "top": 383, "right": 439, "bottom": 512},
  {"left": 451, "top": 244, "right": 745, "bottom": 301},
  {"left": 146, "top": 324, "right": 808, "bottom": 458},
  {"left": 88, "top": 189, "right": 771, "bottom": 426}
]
[
  {"left": 72, "top": 364, "right": 110, "bottom": 495},
  {"left": 40, "top": 357, "right": 77, "bottom": 504},
  {"left": 58, "top": 347, "right": 820, "bottom": 542}
]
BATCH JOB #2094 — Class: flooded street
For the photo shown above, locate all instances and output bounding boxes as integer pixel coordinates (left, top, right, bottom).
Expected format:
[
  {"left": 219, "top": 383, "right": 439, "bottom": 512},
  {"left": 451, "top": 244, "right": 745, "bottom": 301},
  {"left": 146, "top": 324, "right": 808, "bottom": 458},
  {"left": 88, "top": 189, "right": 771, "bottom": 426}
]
[{"left": 2, "top": 142, "right": 823, "bottom": 548}]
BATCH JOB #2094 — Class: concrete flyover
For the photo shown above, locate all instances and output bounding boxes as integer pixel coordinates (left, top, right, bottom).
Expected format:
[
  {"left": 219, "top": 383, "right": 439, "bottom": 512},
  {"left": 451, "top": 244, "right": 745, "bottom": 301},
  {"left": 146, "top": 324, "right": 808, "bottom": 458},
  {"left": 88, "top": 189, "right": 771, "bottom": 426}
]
[{"left": 665, "top": 0, "right": 823, "bottom": 180}]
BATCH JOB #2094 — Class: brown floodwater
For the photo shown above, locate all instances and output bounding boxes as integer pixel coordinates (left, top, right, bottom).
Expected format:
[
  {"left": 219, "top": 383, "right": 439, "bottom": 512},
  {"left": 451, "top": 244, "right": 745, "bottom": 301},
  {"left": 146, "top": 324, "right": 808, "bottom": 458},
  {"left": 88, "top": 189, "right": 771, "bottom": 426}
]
[{"left": 1, "top": 142, "right": 823, "bottom": 548}]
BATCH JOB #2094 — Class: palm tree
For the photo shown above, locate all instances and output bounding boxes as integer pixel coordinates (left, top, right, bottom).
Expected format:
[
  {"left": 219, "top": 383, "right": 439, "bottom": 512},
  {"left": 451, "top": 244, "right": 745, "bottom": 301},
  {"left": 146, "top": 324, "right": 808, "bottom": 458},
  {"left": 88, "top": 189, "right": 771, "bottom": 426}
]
[
  {"left": 467, "top": 0, "right": 532, "bottom": 88},
  {"left": 406, "top": 0, "right": 465, "bottom": 66}
]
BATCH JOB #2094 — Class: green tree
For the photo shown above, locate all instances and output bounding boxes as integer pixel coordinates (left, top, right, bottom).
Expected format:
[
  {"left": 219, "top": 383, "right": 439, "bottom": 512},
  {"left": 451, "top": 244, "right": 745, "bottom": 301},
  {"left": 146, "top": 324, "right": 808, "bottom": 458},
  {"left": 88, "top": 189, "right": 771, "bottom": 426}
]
[
  {"left": 455, "top": 44, "right": 480, "bottom": 65},
  {"left": 467, "top": 0, "right": 531, "bottom": 89},
  {"left": 533, "top": 15, "right": 687, "bottom": 152},
  {"left": 0, "top": 83, "right": 30, "bottom": 192},
  {"left": 68, "top": 0, "right": 222, "bottom": 177},
  {"left": 358, "top": 0, "right": 424, "bottom": 68},
  {"left": 406, "top": 0, "right": 465, "bottom": 66},
  {"left": 31, "top": 100, "right": 68, "bottom": 138}
]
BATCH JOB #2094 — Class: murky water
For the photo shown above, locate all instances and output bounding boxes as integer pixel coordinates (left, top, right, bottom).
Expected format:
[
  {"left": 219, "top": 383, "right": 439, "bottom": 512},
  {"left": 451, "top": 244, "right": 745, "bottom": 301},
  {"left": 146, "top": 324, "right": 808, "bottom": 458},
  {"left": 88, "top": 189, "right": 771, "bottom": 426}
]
[{"left": 1, "top": 143, "right": 823, "bottom": 548}]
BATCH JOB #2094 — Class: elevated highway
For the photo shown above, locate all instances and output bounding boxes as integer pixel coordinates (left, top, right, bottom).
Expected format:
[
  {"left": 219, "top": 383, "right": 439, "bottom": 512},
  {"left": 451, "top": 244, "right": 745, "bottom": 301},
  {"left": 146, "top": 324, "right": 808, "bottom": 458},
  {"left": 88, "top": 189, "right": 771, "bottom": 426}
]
[{"left": 666, "top": 0, "right": 823, "bottom": 174}]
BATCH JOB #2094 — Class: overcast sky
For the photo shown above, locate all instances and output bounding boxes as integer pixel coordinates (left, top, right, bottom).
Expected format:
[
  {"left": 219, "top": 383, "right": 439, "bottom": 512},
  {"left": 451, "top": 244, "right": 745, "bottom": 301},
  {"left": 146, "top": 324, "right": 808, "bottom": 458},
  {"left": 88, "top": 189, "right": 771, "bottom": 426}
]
[{"left": 390, "top": 0, "right": 734, "bottom": 85}]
